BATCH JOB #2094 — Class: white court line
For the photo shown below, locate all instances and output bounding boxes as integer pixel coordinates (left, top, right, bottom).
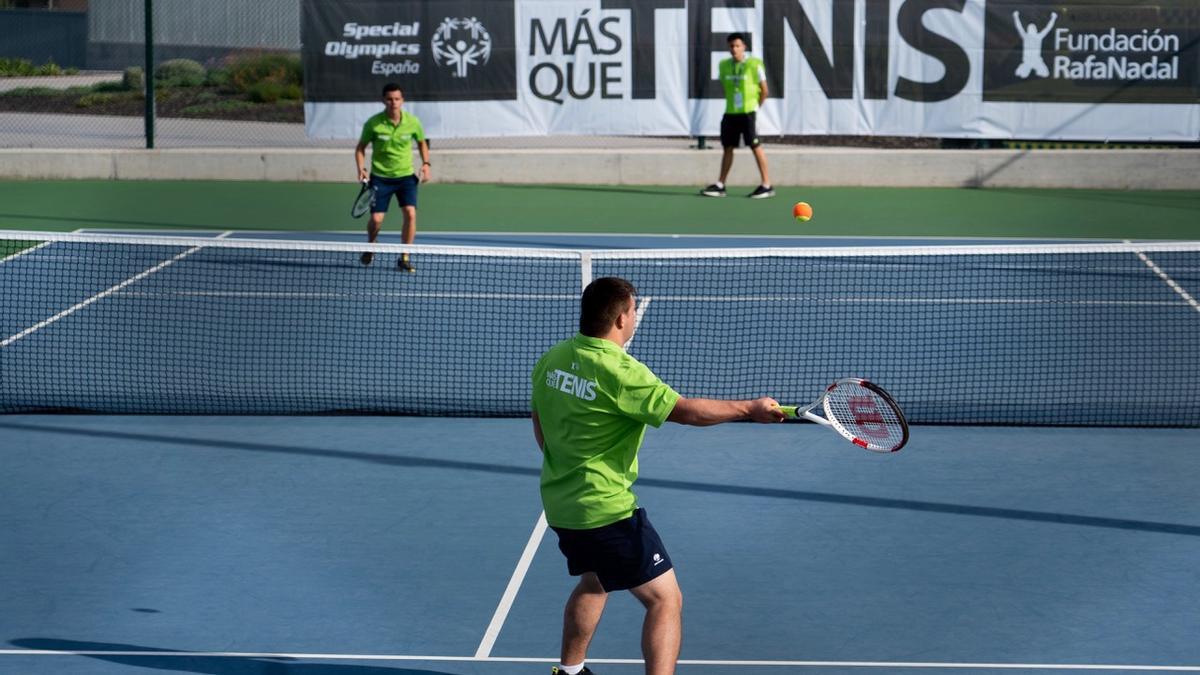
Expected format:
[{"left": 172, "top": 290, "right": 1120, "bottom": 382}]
[
  {"left": 0, "top": 239, "right": 54, "bottom": 265},
  {"left": 0, "top": 231, "right": 232, "bottom": 348},
  {"left": 475, "top": 510, "right": 548, "bottom": 658},
  {"left": 0, "top": 228, "right": 85, "bottom": 265},
  {"left": 72, "top": 227, "right": 1124, "bottom": 242},
  {"left": 60, "top": 289, "right": 1193, "bottom": 308},
  {"left": 2, "top": 651, "right": 1198, "bottom": 671},
  {"left": 1126, "top": 240, "right": 1200, "bottom": 315},
  {"left": 110, "top": 290, "right": 581, "bottom": 301}
]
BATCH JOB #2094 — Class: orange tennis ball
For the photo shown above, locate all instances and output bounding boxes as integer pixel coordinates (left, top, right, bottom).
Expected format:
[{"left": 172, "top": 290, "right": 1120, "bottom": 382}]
[{"left": 792, "top": 201, "right": 813, "bottom": 222}]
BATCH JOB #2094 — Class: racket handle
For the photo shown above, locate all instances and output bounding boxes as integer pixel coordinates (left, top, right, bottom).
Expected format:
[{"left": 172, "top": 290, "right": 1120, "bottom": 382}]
[{"left": 778, "top": 405, "right": 831, "bottom": 426}]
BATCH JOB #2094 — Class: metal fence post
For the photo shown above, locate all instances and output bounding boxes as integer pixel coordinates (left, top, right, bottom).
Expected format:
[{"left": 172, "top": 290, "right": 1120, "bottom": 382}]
[{"left": 144, "top": 0, "right": 155, "bottom": 149}]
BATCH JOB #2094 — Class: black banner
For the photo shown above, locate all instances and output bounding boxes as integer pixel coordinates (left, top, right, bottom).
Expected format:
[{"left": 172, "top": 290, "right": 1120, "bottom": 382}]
[
  {"left": 301, "top": 0, "right": 518, "bottom": 102},
  {"left": 983, "top": 1, "right": 1200, "bottom": 103}
]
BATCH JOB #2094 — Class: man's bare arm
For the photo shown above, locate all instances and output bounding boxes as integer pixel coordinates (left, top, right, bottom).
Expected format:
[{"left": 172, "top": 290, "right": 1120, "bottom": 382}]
[{"left": 667, "top": 397, "right": 784, "bottom": 426}]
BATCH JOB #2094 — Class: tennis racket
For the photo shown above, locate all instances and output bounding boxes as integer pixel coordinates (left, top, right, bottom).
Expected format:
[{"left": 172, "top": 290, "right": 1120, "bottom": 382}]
[
  {"left": 350, "top": 179, "right": 375, "bottom": 218},
  {"left": 779, "top": 378, "right": 909, "bottom": 453}
]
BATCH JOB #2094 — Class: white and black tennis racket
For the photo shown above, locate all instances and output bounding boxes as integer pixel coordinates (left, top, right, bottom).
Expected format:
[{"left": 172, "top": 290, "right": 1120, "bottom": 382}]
[
  {"left": 779, "top": 378, "right": 909, "bottom": 452},
  {"left": 350, "top": 179, "right": 375, "bottom": 218}
]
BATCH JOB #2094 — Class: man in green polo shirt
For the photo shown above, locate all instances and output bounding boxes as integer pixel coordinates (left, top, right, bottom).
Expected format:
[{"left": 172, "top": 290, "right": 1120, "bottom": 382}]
[
  {"left": 354, "top": 82, "right": 430, "bottom": 272},
  {"left": 701, "top": 33, "right": 774, "bottom": 199},
  {"left": 531, "top": 277, "right": 785, "bottom": 675}
]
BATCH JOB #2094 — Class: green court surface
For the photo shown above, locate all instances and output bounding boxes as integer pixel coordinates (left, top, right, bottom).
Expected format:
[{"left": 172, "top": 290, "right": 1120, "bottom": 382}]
[{"left": 0, "top": 180, "right": 1197, "bottom": 238}]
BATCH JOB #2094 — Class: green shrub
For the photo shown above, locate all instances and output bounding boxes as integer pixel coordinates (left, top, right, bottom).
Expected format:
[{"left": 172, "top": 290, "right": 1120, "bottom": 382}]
[
  {"left": 227, "top": 53, "right": 302, "bottom": 93},
  {"left": 0, "top": 58, "right": 74, "bottom": 77},
  {"left": 122, "top": 67, "right": 144, "bottom": 91},
  {"left": 91, "top": 80, "right": 127, "bottom": 93},
  {"left": 179, "top": 99, "right": 260, "bottom": 116},
  {"left": 246, "top": 81, "right": 284, "bottom": 103},
  {"left": 0, "top": 58, "right": 35, "bottom": 76},
  {"left": 204, "top": 68, "right": 230, "bottom": 89},
  {"left": 75, "top": 92, "right": 123, "bottom": 108},
  {"left": 155, "top": 59, "right": 206, "bottom": 87},
  {"left": 0, "top": 86, "right": 63, "bottom": 96}
]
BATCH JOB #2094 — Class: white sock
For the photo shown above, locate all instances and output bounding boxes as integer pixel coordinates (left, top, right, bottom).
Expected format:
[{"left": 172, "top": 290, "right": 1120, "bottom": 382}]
[
  {"left": 715, "top": 181, "right": 724, "bottom": 188},
  {"left": 558, "top": 663, "right": 585, "bottom": 675}
]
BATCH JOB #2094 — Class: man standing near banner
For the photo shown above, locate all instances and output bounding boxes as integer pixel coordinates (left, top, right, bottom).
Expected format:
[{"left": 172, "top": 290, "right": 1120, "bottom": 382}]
[
  {"left": 355, "top": 82, "right": 431, "bottom": 272},
  {"left": 701, "top": 33, "right": 773, "bottom": 199}
]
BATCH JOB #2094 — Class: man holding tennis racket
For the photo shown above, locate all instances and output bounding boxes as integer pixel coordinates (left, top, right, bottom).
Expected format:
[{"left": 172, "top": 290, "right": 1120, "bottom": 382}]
[
  {"left": 531, "top": 277, "right": 784, "bottom": 675},
  {"left": 354, "top": 82, "right": 430, "bottom": 272}
]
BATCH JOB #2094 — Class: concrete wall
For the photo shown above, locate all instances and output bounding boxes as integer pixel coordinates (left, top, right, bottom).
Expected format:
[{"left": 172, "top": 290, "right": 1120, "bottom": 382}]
[{"left": 1, "top": 147, "right": 1198, "bottom": 190}]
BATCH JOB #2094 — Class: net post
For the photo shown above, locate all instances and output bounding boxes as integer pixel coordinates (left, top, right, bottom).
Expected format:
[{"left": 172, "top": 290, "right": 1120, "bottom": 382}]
[{"left": 579, "top": 251, "right": 592, "bottom": 292}]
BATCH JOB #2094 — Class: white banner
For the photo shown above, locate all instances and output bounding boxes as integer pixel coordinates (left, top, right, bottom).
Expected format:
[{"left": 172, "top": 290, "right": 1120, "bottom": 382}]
[{"left": 302, "top": 0, "right": 1200, "bottom": 141}]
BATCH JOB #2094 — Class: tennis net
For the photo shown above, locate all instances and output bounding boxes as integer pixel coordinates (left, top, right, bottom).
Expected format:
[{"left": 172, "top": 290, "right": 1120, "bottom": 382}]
[{"left": 2, "top": 231, "right": 1197, "bottom": 425}]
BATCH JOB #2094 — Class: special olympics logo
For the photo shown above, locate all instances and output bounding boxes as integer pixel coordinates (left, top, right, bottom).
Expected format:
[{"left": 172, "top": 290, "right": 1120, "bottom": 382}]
[{"left": 431, "top": 17, "right": 492, "bottom": 78}]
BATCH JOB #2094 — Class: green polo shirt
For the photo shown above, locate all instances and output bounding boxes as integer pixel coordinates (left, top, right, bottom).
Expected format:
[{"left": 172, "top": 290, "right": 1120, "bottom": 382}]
[
  {"left": 358, "top": 111, "right": 425, "bottom": 178},
  {"left": 718, "top": 55, "right": 766, "bottom": 114},
  {"left": 532, "top": 333, "right": 681, "bottom": 530}
]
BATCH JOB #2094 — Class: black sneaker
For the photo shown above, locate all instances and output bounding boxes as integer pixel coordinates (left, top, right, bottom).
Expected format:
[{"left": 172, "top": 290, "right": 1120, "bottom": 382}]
[
  {"left": 397, "top": 255, "right": 415, "bottom": 273},
  {"left": 360, "top": 251, "right": 374, "bottom": 266},
  {"left": 748, "top": 185, "right": 775, "bottom": 199},
  {"left": 550, "top": 668, "right": 594, "bottom": 675},
  {"left": 700, "top": 183, "right": 726, "bottom": 197}
]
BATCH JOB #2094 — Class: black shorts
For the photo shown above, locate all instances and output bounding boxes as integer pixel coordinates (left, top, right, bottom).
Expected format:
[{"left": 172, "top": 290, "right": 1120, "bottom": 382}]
[
  {"left": 551, "top": 508, "right": 673, "bottom": 592},
  {"left": 720, "top": 112, "right": 760, "bottom": 148}
]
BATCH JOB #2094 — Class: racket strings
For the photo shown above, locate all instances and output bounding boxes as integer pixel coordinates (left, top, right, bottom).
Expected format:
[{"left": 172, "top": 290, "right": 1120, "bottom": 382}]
[
  {"left": 823, "top": 382, "right": 906, "bottom": 450},
  {"left": 352, "top": 190, "right": 373, "bottom": 217}
]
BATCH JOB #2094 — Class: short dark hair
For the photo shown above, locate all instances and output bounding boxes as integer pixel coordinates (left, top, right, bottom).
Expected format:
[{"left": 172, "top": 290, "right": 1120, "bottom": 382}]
[
  {"left": 727, "top": 32, "right": 746, "bottom": 46},
  {"left": 580, "top": 277, "right": 636, "bottom": 337},
  {"left": 382, "top": 82, "right": 403, "bottom": 97}
]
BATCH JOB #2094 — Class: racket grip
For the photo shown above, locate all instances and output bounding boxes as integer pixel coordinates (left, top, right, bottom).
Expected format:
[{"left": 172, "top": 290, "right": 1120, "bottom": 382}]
[{"left": 778, "top": 405, "right": 798, "bottom": 418}]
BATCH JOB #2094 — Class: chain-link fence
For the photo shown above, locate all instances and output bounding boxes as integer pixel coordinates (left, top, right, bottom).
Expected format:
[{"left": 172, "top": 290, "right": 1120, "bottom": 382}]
[{"left": 1, "top": 0, "right": 340, "bottom": 149}]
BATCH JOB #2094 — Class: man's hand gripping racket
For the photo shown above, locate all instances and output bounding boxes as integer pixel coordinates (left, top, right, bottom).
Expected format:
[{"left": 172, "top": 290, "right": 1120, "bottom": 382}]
[{"left": 778, "top": 378, "right": 909, "bottom": 452}]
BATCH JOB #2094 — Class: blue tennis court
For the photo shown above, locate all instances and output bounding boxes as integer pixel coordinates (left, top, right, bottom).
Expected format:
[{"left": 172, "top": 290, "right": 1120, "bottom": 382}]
[
  {"left": 2, "top": 230, "right": 1199, "bottom": 673},
  {"left": 3, "top": 417, "right": 1199, "bottom": 674}
]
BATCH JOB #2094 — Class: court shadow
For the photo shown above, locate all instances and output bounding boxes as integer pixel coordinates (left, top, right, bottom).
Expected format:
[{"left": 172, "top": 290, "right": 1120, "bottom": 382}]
[
  {"left": 4, "top": 420, "right": 1200, "bottom": 538},
  {"left": 425, "top": 233, "right": 639, "bottom": 249},
  {"left": 983, "top": 188, "right": 1200, "bottom": 214},
  {"left": 506, "top": 184, "right": 695, "bottom": 198},
  {"left": 0, "top": 212, "right": 220, "bottom": 231},
  {"left": 10, "top": 639, "right": 458, "bottom": 674}
]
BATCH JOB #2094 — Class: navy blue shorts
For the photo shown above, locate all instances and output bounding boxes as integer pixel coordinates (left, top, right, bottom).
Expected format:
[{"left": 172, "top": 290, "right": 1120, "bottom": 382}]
[
  {"left": 370, "top": 174, "right": 419, "bottom": 213},
  {"left": 551, "top": 508, "right": 673, "bottom": 592}
]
